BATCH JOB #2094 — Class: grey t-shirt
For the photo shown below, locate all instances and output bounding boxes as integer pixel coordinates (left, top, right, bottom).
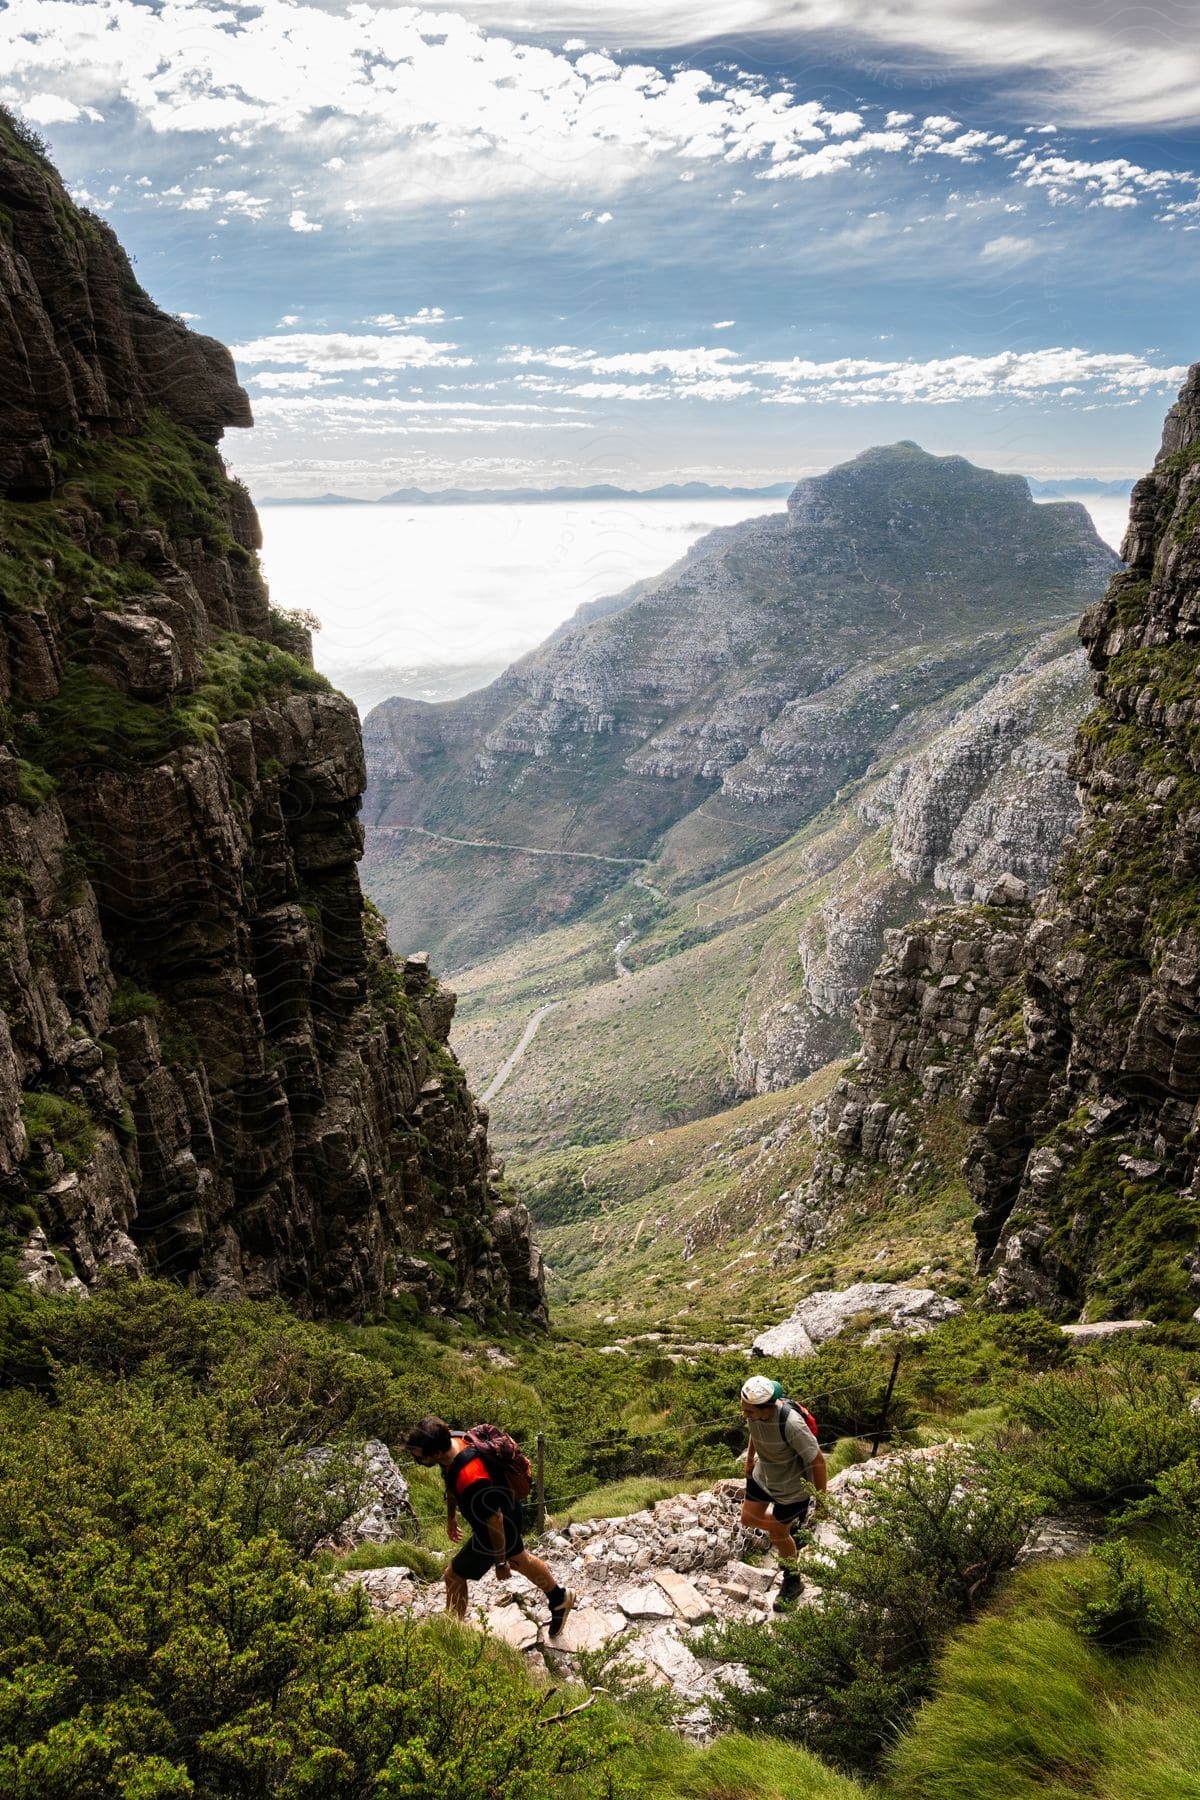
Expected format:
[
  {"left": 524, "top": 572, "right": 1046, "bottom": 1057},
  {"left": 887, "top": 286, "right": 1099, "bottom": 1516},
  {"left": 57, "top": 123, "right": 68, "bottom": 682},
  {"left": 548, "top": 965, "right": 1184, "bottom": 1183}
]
[{"left": 747, "top": 1402, "right": 820, "bottom": 1504}]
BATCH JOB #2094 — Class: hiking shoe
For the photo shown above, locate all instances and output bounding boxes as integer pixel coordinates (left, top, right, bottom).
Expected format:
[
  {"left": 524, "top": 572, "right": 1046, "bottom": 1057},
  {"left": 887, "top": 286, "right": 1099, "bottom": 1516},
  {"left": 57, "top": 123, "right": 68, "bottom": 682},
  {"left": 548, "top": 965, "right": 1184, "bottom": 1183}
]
[
  {"left": 548, "top": 1589, "right": 575, "bottom": 1639},
  {"left": 773, "top": 1569, "right": 804, "bottom": 1613}
]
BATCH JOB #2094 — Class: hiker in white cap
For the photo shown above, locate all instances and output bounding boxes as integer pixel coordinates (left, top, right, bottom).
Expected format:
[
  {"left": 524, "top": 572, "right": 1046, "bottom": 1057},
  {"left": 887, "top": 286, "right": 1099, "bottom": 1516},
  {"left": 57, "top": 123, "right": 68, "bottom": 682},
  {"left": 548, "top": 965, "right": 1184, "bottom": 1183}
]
[{"left": 739, "top": 1374, "right": 827, "bottom": 1611}]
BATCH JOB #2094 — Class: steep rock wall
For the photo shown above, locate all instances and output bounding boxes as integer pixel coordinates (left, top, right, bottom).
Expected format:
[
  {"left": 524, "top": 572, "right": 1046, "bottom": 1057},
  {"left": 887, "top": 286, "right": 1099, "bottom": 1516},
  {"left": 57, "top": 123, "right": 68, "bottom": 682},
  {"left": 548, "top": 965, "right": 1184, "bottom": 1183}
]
[
  {"left": 0, "top": 115, "right": 544, "bottom": 1322},
  {"left": 964, "top": 367, "right": 1200, "bottom": 1320},
  {"left": 733, "top": 628, "right": 1093, "bottom": 1096},
  {"left": 787, "top": 369, "right": 1200, "bottom": 1322}
]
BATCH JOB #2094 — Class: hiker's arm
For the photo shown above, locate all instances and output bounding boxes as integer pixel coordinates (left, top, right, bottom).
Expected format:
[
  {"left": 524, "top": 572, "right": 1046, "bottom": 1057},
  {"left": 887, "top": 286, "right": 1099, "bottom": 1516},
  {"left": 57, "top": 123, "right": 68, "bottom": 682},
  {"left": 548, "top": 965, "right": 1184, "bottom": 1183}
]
[
  {"left": 745, "top": 1435, "right": 756, "bottom": 1478},
  {"left": 446, "top": 1493, "right": 461, "bottom": 1544},
  {"left": 488, "top": 1508, "right": 510, "bottom": 1575},
  {"left": 809, "top": 1449, "right": 828, "bottom": 1512}
]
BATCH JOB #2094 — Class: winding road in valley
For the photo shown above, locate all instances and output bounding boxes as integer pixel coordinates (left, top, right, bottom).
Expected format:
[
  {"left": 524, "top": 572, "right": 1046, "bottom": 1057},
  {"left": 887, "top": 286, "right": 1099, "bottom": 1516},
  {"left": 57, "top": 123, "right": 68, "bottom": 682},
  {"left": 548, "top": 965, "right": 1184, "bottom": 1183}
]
[
  {"left": 479, "top": 1001, "right": 563, "bottom": 1105},
  {"left": 375, "top": 823, "right": 650, "bottom": 868}
]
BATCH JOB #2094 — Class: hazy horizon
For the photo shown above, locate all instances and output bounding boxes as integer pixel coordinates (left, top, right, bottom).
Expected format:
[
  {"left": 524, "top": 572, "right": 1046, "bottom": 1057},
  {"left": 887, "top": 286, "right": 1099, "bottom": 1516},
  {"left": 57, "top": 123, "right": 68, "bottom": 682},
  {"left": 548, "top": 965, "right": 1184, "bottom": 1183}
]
[{"left": 257, "top": 490, "right": 1128, "bottom": 718}]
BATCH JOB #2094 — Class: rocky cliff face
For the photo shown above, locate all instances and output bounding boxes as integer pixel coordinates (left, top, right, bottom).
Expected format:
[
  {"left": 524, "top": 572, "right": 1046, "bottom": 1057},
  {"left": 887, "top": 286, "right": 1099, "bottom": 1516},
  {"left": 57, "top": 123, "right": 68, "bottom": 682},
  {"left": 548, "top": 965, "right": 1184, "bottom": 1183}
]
[
  {"left": 363, "top": 441, "right": 1116, "bottom": 971},
  {"left": 734, "top": 626, "right": 1093, "bottom": 1095},
  {"left": 963, "top": 367, "right": 1200, "bottom": 1321},
  {"left": 0, "top": 114, "right": 544, "bottom": 1322},
  {"left": 786, "top": 368, "right": 1200, "bottom": 1322}
]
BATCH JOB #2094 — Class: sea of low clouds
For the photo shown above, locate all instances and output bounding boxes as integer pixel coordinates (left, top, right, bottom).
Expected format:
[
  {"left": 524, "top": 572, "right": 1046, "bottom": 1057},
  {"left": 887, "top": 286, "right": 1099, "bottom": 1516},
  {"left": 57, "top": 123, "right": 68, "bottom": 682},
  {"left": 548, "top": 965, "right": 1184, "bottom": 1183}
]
[{"left": 257, "top": 490, "right": 1128, "bottom": 716}]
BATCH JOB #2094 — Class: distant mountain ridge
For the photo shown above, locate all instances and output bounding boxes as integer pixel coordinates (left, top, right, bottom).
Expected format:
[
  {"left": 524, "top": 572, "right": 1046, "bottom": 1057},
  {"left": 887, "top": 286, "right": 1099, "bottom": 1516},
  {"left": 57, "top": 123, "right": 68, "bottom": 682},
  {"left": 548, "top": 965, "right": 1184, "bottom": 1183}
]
[
  {"left": 258, "top": 476, "right": 1134, "bottom": 507},
  {"left": 259, "top": 481, "right": 795, "bottom": 506},
  {"left": 361, "top": 441, "right": 1119, "bottom": 979}
]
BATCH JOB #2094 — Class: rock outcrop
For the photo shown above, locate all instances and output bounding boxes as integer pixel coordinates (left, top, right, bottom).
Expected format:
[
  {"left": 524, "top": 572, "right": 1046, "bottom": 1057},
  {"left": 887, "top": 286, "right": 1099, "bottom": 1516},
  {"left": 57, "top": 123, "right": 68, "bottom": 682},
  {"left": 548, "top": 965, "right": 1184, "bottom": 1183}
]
[
  {"left": 784, "top": 367, "right": 1200, "bottom": 1322},
  {"left": 751, "top": 1280, "right": 963, "bottom": 1357},
  {"left": 0, "top": 113, "right": 545, "bottom": 1322},
  {"left": 734, "top": 626, "right": 1092, "bottom": 1095},
  {"left": 363, "top": 443, "right": 1116, "bottom": 972},
  {"left": 962, "top": 366, "right": 1200, "bottom": 1320}
]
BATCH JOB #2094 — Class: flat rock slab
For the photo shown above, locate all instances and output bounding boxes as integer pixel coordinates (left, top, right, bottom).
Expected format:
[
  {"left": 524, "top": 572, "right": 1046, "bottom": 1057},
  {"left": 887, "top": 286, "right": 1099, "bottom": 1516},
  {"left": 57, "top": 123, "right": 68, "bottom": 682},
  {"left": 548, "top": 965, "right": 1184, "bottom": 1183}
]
[
  {"left": 616, "top": 1584, "right": 674, "bottom": 1618},
  {"left": 653, "top": 1569, "right": 713, "bottom": 1623},
  {"left": 1060, "top": 1320, "right": 1153, "bottom": 1342},
  {"left": 544, "top": 1606, "right": 627, "bottom": 1653},
  {"left": 725, "top": 1560, "right": 776, "bottom": 1594},
  {"left": 486, "top": 1606, "right": 540, "bottom": 1651}
]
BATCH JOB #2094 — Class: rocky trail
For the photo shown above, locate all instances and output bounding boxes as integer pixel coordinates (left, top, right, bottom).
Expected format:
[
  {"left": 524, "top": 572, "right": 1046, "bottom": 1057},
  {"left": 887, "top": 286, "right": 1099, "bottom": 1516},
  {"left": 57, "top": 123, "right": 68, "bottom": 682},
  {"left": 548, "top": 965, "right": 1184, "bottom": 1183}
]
[{"left": 339, "top": 1450, "right": 1089, "bottom": 1736}]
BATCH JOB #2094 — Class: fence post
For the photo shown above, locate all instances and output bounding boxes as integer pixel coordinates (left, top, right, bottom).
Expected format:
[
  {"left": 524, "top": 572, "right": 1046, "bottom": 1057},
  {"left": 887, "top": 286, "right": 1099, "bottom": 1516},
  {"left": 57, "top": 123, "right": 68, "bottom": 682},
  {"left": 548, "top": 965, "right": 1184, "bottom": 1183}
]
[
  {"left": 870, "top": 1351, "right": 902, "bottom": 1457},
  {"left": 535, "top": 1432, "right": 546, "bottom": 1535}
]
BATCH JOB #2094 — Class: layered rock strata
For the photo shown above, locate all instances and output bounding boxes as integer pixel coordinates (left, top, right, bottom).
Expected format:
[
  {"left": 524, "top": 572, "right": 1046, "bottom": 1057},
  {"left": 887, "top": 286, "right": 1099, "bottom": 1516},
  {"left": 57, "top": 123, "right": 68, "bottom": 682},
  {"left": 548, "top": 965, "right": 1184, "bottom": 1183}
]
[
  {"left": 363, "top": 442, "right": 1115, "bottom": 971},
  {"left": 734, "top": 627, "right": 1092, "bottom": 1095},
  {"left": 786, "top": 366, "right": 1200, "bottom": 1320},
  {"left": 0, "top": 114, "right": 544, "bottom": 1321}
]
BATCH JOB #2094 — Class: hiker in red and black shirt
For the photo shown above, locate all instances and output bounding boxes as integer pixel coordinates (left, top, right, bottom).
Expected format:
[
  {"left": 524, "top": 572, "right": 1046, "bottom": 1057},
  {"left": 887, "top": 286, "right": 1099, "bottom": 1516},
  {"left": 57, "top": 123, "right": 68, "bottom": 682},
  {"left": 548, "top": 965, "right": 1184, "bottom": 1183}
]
[{"left": 406, "top": 1416, "right": 575, "bottom": 1636}]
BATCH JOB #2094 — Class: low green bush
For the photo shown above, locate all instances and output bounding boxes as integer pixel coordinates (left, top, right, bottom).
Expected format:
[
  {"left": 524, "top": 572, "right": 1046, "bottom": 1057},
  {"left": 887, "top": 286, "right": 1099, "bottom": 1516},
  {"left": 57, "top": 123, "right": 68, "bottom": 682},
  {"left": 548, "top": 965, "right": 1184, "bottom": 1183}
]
[
  {"left": 19, "top": 1089, "right": 96, "bottom": 1178},
  {"left": 1012, "top": 1349, "right": 1200, "bottom": 1511},
  {"left": 706, "top": 1448, "right": 1036, "bottom": 1772}
]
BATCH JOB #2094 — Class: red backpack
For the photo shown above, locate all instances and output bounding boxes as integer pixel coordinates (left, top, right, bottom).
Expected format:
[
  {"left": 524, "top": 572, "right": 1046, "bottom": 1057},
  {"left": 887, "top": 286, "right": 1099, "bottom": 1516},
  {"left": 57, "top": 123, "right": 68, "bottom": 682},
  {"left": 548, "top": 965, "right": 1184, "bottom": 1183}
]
[
  {"left": 779, "top": 1398, "right": 819, "bottom": 1443},
  {"left": 452, "top": 1423, "right": 534, "bottom": 1501}
]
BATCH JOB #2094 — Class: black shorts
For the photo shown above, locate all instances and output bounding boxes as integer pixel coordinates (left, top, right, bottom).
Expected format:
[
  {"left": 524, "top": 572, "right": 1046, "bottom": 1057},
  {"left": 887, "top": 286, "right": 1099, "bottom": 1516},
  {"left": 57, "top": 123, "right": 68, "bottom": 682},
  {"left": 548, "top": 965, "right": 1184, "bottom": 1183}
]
[
  {"left": 745, "top": 1474, "right": 811, "bottom": 1526},
  {"left": 449, "top": 1493, "right": 525, "bottom": 1581}
]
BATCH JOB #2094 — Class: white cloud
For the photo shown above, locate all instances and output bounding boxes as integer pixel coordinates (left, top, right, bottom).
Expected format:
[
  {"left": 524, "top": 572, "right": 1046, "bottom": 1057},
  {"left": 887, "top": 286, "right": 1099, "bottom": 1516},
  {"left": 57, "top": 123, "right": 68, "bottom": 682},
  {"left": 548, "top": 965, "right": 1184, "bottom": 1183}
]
[
  {"left": 18, "top": 91, "right": 102, "bottom": 124},
  {"left": 980, "top": 233, "right": 1036, "bottom": 261},
  {"left": 429, "top": 3, "right": 1200, "bottom": 128},
  {"left": 371, "top": 308, "right": 451, "bottom": 329},
  {"left": 249, "top": 370, "right": 340, "bottom": 389},
  {"left": 1014, "top": 151, "right": 1196, "bottom": 215},
  {"left": 711, "top": 319, "right": 736, "bottom": 329},
  {"left": 502, "top": 340, "right": 1188, "bottom": 407},
  {"left": 0, "top": 1, "right": 958, "bottom": 215},
  {"left": 233, "top": 332, "right": 473, "bottom": 371}
]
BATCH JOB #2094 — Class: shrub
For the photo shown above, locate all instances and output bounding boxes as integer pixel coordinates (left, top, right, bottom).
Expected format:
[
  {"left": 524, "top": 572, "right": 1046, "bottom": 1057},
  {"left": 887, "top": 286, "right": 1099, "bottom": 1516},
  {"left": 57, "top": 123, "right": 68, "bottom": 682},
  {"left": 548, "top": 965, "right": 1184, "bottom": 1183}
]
[
  {"left": 1074, "top": 1541, "right": 1165, "bottom": 1654},
  {"left": 1012, "top": 1350, "right": 1200, "bottom": 1511},
  {"left": 0, "top": 1296, "right": 631, "bottom": 1797},
  {"left": 706, "top": 1449, "right": 1037, "bottom": 1771},
  {"left": 19, "top": 1089, "right": 96, "bottom": 1177}
]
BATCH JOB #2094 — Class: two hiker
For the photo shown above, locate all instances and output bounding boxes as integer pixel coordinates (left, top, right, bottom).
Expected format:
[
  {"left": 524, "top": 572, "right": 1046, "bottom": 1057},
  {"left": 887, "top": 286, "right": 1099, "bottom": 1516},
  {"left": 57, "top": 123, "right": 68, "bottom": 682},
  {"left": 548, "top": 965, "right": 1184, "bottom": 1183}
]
[
  {"left": 739, "top": 1373, "right": 827, "bottom": 1611},
  {"left": 407, "top": 1374, "right": 824, "bottom": 1622},
  {"left": 405, "top": 1416, "right": 575, "bottom": 1637}
]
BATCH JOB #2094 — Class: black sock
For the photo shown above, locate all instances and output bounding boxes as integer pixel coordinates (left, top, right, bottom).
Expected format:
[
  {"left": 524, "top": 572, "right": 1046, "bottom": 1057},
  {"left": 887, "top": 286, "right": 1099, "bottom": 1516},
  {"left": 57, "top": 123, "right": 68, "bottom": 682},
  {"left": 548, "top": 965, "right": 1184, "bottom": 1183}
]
[{"left": 548, "top": 1583, "right": 565, "bottom": 1607}]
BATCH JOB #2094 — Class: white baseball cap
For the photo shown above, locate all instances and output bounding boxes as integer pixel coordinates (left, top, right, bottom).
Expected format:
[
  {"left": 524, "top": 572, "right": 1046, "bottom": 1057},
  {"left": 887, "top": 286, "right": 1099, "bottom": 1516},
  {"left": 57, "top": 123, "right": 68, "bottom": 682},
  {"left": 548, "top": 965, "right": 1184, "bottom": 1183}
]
[{"left": 741, "top": 1375, "right": 783, "bottom": 1406}]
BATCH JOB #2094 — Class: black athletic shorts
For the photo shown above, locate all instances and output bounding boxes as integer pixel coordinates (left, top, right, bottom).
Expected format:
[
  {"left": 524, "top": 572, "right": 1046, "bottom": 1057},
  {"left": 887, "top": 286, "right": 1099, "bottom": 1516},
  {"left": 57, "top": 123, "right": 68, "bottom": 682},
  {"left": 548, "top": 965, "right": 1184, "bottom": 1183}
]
[
  {"left": 745, "top": 1473, "right": 811, "bottom": 1526},
  {"left": 449, "top": 1489, "right": 525, "bottom": 1580}
]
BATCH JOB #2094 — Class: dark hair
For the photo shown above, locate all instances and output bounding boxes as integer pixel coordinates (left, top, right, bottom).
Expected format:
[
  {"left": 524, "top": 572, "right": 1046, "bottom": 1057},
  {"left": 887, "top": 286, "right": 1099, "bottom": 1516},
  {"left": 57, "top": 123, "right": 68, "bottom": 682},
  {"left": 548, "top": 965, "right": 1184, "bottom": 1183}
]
[{"left": 406, "top": 1416, "right": 451, "bottom": 1458}]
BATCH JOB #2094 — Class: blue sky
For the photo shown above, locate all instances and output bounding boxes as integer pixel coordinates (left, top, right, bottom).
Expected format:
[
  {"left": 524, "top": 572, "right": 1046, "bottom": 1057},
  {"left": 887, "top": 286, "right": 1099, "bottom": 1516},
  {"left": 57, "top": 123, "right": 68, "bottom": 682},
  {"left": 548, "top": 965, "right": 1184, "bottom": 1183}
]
[{"left": 2, "top": 0, "right": 1198, "bottom": 497}]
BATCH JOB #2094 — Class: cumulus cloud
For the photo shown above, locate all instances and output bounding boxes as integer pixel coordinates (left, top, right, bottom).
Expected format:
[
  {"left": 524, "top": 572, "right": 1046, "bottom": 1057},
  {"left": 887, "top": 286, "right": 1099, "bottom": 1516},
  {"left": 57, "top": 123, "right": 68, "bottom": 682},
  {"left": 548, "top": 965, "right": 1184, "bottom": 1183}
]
[
  {"left": 18, "top": 91, "right": 102, "bottom": 124},
  {"left": 502, "top": 341, "right": 1187, "bottom": 406},
  {"left": 232, "top": 332, "right": 474, "bottom": 371}
]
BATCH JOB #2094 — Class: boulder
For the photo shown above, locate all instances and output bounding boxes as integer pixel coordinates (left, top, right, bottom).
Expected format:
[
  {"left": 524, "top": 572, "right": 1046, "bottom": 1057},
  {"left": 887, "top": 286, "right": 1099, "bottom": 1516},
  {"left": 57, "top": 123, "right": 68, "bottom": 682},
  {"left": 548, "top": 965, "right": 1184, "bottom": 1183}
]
[
  {"left": 616, "top": 1584, "right": 674, "bottom": 1619},
  {"left": 312, "top": 1439, "right": 416, "bottom": 1549},
  {"left": 753, "top": 1281, "right": 962, "bottom": 1357},
  {"left": 653, "top": 1569, "right": 713, "bottom": 1624}
]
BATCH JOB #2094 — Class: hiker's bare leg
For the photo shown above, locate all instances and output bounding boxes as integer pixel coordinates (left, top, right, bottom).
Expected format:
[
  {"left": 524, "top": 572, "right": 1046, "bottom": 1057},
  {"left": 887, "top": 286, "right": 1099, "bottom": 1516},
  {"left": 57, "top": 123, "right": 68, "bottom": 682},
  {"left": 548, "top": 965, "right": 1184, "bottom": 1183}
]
[
  {"left": 509, "top": 1549, "right": 556, "bottom": 1592},
  {"left": 741, "top": 1499, "right": 798, "bottom": 1562},
  {"left": 444, "top": 1568, "right": 469, "bottom": 1617}
]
